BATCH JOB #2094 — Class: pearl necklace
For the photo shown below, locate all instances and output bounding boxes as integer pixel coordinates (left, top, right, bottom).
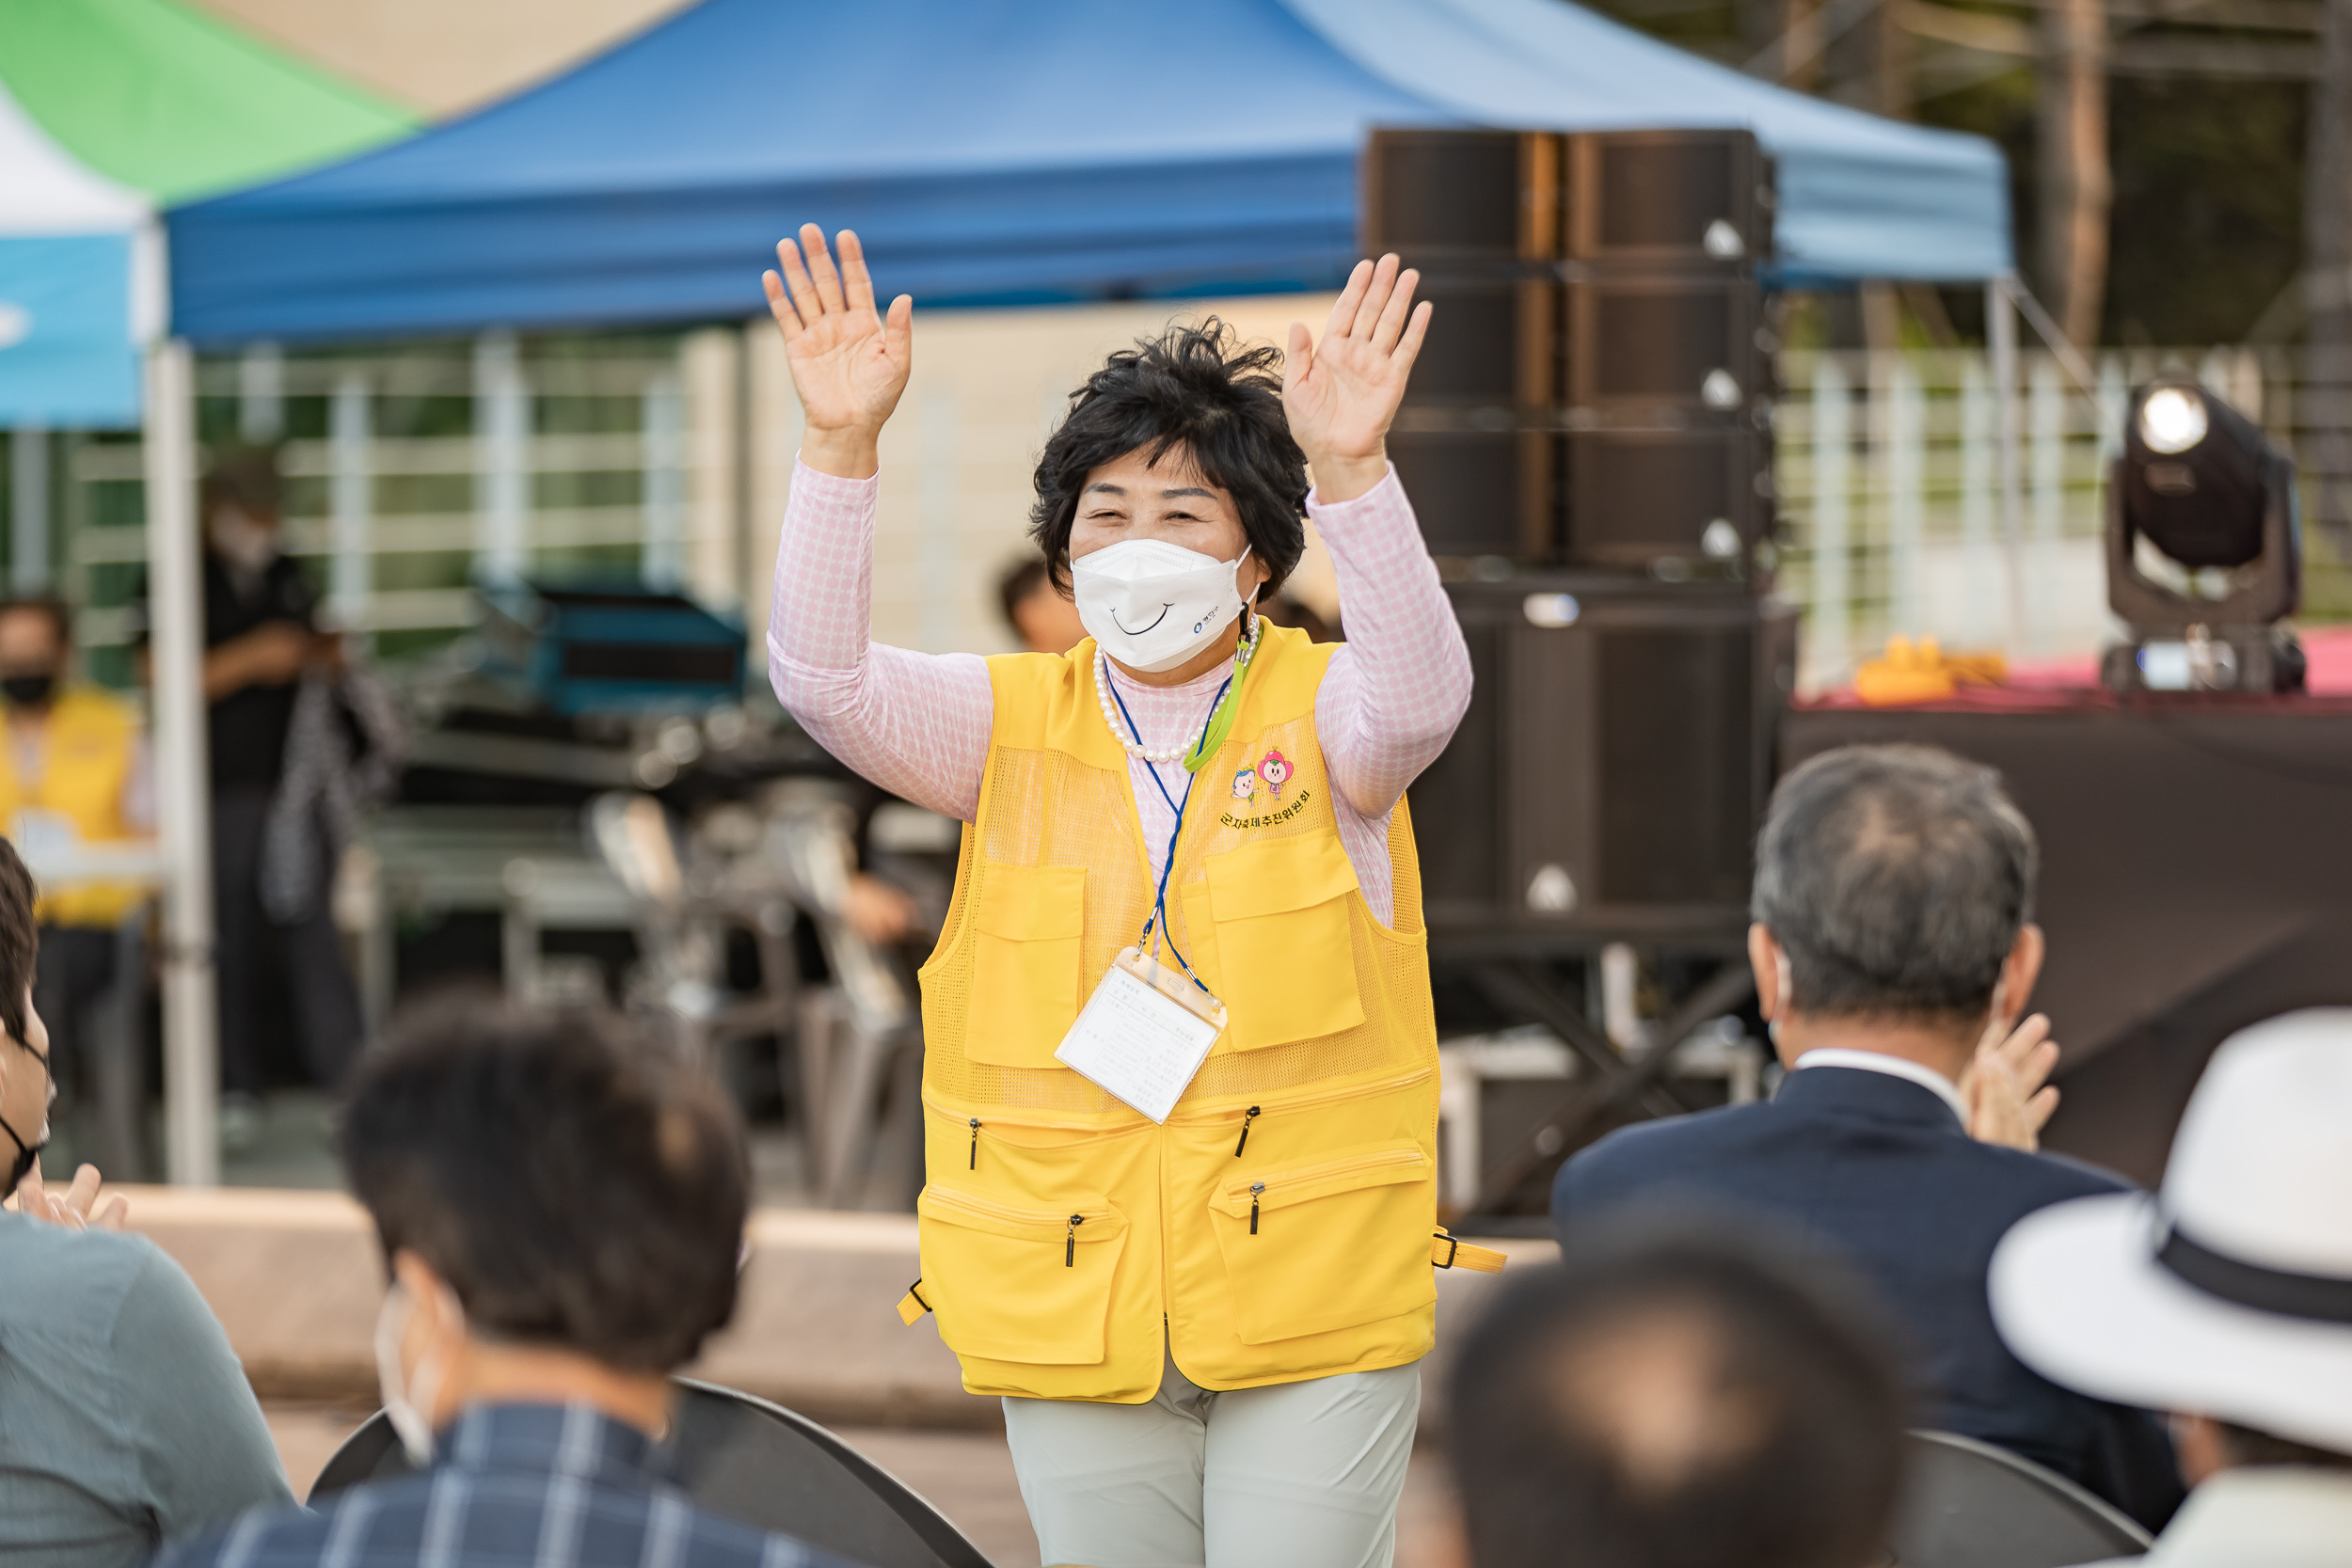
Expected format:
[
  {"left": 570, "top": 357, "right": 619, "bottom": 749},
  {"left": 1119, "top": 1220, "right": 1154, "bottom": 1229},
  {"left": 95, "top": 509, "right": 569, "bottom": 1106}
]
[{"left": 1095, "top": 613, "right": 1263, "bottom": 765}]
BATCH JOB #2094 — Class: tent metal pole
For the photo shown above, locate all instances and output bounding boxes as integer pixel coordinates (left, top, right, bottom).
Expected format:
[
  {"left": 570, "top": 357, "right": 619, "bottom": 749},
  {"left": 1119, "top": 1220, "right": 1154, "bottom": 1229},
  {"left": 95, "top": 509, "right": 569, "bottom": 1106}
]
[
  {"left": 1988, "top": 277, "right": 2027, "bottom": 653},
  {"left": 734, "top": 322, "right": 754, "bottom": 620},
  {"left": 144, "top": 341, "right": 218, "bottom": 1187},
  {"left": 10, "top": 427, "right": 50, "bottom": 594}
]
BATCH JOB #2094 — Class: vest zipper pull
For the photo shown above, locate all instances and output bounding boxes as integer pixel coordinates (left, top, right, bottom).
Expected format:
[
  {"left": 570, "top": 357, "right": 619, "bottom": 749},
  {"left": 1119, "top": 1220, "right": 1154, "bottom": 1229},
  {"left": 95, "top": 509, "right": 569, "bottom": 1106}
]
[
  {"left": 1234, "top": 1106, "right": 1260, "bottom": 1158},
  {"left": 1066, "top": 1213, "right": 1084, "bottom": 1266},
  {"left": 1248, "top": 1181, "right": 1264, "bottom": 1236},
  {"left": 969, "top": 1117, "right": 980, "bottom": 1169}
]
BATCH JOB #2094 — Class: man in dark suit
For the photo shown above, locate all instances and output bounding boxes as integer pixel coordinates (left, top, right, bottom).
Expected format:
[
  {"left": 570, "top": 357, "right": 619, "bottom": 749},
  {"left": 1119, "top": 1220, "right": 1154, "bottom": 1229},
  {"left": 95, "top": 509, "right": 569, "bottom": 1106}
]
[{"left": 1551, "top": 744, "right": 2184, "bottom": 1531}]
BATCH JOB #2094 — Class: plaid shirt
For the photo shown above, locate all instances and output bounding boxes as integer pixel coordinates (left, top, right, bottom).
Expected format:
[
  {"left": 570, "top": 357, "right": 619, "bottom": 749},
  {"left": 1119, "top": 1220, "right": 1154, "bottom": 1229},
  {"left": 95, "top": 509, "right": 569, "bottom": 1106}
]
[{"left": 156, "top": 1402, "right": 866, "bottom": 1568}]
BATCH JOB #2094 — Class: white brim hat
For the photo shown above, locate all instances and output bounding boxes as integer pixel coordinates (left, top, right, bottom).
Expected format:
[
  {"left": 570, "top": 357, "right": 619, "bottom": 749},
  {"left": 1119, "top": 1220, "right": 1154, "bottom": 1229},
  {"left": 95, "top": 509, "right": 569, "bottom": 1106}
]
[
  {"left": 1992, "top": 1193, "right": 2352, "bottom": 1453},
  {"left": 1989, "top": 1010, "right": 2352, "bottom": 1455}
]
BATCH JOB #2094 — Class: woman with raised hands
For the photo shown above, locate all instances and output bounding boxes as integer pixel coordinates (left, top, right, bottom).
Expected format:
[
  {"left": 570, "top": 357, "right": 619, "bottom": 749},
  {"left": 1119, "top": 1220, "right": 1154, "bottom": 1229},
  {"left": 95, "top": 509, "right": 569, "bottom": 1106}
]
[{"left": 764, "top": 224, "right": 1476, "bottom": 1568}]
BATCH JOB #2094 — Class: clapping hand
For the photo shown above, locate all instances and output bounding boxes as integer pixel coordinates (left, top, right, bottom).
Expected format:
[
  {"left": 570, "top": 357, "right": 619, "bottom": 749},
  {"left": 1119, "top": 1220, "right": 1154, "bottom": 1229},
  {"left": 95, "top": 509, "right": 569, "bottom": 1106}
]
[
  {"left": 15, "top": 1160, "right": 128, "bottom": 1231},
  {"left": 1963, "top": 1012, "right": 2061, "bottom": 1151},
  {"left": 762, "top": 225, "right": 914, "bottom": 479},
  {"left": 1282, "top": 254, "right": 1434, "bottom": 504}
]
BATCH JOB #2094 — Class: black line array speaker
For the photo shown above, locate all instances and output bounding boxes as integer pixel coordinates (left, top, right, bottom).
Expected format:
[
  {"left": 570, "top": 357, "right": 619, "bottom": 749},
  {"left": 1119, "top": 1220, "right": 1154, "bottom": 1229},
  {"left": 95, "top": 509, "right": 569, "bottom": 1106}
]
[
  {"left": 1366, "top": 127, "right": 1777, "bottom": 571},
  {"left": 1411, "top": 575, "right": 1796, "bottom": 938},
  {"left": 1563, "top": 132, "right": 1768, "bottom": 263}
]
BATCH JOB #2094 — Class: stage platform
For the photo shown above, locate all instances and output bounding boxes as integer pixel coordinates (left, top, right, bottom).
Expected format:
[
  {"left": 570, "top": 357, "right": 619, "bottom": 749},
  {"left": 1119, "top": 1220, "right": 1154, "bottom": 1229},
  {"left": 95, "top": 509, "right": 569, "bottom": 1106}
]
[{"left": 119, "top": 1184, "right": 1553, "bottom": 1433}]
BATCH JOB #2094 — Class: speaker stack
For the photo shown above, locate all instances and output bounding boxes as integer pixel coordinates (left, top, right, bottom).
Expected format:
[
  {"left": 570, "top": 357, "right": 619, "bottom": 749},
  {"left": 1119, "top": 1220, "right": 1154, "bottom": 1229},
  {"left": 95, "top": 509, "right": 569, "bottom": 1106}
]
[
  {"left": 1368, "top": 127, "right": 1778, "bottom": 569},
  {"left": 1367, "top": 128, "right": 1794, "bottom": 941}
]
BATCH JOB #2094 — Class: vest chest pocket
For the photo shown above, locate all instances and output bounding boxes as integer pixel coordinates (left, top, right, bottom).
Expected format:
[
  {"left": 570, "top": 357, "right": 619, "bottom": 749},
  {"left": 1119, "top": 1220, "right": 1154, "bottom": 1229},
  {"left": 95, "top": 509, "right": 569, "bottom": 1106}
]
[
  {"left": 1203, "top": 834, "right": 1365, "bottom": 1050},
  {"left": 916, "top": 1186, "right": 1127, "bottom": 1365},
  {"left": 1208, "top": 1142, "right": 1435, "bottom": 1343},
  {"left": 964, "top": 862, "right": 1087, "bottom": 1069}
]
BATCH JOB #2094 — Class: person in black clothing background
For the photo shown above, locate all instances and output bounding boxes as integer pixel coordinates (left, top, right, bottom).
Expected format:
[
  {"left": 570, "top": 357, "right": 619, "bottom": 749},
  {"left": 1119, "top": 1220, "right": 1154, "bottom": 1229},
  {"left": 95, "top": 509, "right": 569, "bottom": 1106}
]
[{"left": 170, "top": 450, "right": 362, "bottom": 1135}]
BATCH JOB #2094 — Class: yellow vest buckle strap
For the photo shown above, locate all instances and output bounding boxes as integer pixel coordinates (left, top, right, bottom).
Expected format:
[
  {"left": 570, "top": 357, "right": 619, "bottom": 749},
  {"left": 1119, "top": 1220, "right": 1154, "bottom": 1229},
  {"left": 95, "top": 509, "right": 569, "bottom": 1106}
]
[
  {"left": 1431, "top": 1232, "right": 1508, "bottom": 1274},
  {"left": 897, "top": 1281, "right": 931, "bottom": 1326}
]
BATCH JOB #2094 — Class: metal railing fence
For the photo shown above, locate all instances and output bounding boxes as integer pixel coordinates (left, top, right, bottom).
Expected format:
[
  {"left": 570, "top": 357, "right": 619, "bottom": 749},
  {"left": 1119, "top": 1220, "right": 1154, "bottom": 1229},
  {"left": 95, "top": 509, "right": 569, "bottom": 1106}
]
[{"left": 3, "top": 331, "right": 2344, "bottom": 692}]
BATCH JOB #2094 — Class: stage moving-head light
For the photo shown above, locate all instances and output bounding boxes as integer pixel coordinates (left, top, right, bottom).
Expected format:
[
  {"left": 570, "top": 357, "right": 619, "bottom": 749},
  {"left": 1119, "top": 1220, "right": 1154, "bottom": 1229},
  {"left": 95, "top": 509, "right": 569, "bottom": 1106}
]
[
  {"left": 2137, "top": 386, "right": 2207, "bottom": 454},
  {"left": 2122, "top": 378, "right": 2269, "bottom": 571},
  {"left": 2104, "top": 375, "right": 2302, "bottom": 695}
]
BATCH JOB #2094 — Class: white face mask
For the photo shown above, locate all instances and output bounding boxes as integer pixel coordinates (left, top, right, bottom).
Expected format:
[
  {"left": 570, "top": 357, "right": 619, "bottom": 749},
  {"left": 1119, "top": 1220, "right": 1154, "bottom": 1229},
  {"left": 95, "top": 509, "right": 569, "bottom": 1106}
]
[
  {"left": 205, "top": 505, "right": 278, "bottom": 577},
  {"left": 1071, "top": 539, "right": 1255, "bottom": 673},
  {"left": 373, "top": 1282, "right": 459, "bottom": 1466}
]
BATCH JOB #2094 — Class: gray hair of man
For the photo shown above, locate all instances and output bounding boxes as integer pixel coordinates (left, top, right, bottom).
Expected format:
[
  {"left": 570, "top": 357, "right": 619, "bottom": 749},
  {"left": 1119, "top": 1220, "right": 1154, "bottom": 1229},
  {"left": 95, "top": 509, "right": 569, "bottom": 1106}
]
[{"left": 1751, "top": 745, "right": 2042, "bottom": 1070}]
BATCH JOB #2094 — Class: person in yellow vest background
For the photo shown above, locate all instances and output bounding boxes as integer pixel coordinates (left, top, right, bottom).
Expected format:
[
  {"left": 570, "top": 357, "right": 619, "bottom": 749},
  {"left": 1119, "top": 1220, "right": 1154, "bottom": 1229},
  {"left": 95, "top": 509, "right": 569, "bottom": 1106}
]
[
  {"left": 0, "top": 596, "right": 153, "bottom": 1171},
  {"left": 765, "top": 226, "right": 1494, "bottom": 1568}
]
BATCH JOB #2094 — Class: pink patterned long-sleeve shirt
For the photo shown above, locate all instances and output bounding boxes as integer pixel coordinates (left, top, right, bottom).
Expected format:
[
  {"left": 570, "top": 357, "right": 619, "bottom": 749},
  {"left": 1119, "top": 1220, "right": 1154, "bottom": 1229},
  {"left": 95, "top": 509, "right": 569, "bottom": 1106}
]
[{"left": 766, "top": 459, "right": 1472, "bottom": 925}]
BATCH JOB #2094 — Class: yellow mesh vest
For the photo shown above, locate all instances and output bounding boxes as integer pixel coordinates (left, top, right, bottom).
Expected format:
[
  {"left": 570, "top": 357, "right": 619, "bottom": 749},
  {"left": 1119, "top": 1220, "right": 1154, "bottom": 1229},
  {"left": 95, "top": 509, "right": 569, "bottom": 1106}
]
[
  {"left": 0, "top": 688, "right": 144, "bottom": 927},
  {"left": 913, "top": 624, "right": 1441, "bottom": 1401}
]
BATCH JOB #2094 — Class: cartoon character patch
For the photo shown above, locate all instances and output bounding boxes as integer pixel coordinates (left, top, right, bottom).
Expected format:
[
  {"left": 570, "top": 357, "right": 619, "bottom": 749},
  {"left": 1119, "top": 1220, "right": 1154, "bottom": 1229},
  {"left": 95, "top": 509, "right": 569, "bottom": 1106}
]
[
  {"left": 1259, "top": 748, "right": 1293, "bottom": 800},
  {"left": 1231, "top": 765, "right": 1260, "bottom": 804}
]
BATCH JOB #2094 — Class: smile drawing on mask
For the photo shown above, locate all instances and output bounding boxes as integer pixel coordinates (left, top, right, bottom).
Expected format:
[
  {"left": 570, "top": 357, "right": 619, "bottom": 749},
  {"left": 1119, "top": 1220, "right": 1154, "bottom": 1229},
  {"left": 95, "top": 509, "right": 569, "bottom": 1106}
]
[{"left": 1072, "top": 539, "right": 1258, "bottom": 673}]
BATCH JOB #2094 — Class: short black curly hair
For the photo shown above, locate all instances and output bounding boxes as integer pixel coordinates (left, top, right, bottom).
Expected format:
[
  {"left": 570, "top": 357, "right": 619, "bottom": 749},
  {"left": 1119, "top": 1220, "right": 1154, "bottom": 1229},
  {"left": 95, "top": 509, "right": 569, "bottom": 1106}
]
[
  {"left": 1029, "top": 319, "right": 1308, "bottom": 596},
  {"left": 342, "top": 993, "right": 749, "bottom": 1373}
]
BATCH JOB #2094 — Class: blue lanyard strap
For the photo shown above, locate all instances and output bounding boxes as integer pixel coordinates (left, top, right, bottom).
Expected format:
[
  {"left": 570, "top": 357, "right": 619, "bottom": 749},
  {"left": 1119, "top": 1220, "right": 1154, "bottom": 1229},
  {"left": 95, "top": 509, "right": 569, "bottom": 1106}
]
[{"left": 1104, "top": 670, "right": 1230, "bottom": 995}]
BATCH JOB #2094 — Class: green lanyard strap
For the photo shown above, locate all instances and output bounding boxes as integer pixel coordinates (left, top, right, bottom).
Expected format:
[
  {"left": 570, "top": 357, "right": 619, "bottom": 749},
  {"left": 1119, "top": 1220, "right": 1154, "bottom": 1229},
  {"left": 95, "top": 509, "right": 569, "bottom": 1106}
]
[{"left": 1183, "top": 612, "right": 1263, "bottom": 773}]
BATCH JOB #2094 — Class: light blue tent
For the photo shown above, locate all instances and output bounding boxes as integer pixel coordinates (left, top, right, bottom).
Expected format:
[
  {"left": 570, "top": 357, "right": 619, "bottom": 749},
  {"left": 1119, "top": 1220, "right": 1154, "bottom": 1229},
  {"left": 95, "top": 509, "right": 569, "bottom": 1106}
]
[
  {"left": 167, "top": 0, "right": 2013, "bottom": 343},
  {"left": 0, "top": 78, "right": 154, "bottom": 426}
]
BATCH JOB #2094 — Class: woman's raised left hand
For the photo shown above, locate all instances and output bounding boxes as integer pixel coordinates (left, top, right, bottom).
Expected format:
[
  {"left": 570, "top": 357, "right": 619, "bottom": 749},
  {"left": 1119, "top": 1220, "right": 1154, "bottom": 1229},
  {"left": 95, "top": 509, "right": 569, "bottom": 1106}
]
[{"left": 1283, "top": 254, "right": 1433, "bottom": 504}]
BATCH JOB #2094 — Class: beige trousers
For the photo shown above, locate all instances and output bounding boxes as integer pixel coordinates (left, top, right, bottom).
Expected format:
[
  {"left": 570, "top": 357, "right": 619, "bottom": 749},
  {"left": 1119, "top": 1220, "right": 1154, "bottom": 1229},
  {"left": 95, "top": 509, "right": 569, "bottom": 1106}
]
[{"left": 1000, "top": 1353, "right": 1422, "bottom": 1568}]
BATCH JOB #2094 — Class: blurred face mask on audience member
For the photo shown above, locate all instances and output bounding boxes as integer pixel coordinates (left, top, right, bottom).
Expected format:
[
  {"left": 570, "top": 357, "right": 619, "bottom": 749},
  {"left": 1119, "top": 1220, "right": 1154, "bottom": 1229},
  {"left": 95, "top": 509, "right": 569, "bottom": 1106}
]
[
  {"left": 0, "top": 990, "right": 54, "bottom": 1197},
  {"left": 205, "top": 504, "right": 280, "bottom": 578},
  {"left": 374, "top": 1278, "right": 463, "bottom": 1465}
]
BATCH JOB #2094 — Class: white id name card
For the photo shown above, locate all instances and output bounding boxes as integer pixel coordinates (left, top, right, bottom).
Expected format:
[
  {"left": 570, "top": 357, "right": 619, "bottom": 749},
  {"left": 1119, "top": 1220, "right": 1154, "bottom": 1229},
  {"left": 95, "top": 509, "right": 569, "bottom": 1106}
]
[{"left": 1054, "top": 947, "right": 1228, "bottom": 1123}]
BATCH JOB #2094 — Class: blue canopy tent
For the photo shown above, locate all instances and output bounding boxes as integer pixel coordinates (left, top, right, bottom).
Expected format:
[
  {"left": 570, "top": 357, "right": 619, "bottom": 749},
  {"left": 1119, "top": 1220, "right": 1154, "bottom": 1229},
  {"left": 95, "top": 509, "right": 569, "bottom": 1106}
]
[{"left": 167, "top": 0, "right": 2014, "bottom": 344}]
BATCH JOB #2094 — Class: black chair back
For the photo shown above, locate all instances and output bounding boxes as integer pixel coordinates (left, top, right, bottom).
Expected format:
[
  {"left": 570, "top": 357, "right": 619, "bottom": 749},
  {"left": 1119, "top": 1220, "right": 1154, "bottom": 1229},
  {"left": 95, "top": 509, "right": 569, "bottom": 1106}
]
[
  {"left": 310, "top": 1379, "right": 993, "bottom": 1568},
  {"left": 1889, "top": 1430, "right": 2153, "bottom": 1568}
]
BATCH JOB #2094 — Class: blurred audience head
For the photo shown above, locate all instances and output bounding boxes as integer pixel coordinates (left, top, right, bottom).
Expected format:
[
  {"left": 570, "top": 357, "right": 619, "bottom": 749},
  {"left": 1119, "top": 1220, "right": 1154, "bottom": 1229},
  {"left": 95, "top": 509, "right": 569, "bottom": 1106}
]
[
  {"left": 996, "top": 555, "right": 1087, "bottom": 655},
  {"left": 1029, "top": 317, "right": 1307, "bottom": 596},
  {"left": 1993, "top": 1008, "right": 2352, "bottom": 1484},
  {"left": 0, "top": 838, "right": 46, "bottom": 1195},
  {"left": 1450, "top": 1220, "right": 1906, "bottom": 1568},
  {"left": 0, "top": 598, "right": 71, "bottom": 711},
  {"left": 1751, "top": 744, "right": 2040, "bottom": 1067},
  {"left": 342, "top": 994, "right": 749, "bottom": 1449}
]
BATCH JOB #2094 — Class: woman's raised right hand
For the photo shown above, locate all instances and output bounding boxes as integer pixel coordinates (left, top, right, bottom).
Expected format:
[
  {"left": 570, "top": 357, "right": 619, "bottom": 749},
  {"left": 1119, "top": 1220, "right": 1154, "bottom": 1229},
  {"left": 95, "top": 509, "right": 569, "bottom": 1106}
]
[{"left": 763, "top": 225, "right": 913, "bottom": 476}]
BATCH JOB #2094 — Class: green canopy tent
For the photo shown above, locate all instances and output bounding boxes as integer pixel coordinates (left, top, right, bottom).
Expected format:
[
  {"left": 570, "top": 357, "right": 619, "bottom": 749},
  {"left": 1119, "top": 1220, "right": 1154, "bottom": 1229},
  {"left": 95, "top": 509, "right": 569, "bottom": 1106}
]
[
  {"left": 0, "top": 0, "right": 415, "bottom": 1184},
  {"left": 0, "top": 0, "right": 417, "bottom": 206}
]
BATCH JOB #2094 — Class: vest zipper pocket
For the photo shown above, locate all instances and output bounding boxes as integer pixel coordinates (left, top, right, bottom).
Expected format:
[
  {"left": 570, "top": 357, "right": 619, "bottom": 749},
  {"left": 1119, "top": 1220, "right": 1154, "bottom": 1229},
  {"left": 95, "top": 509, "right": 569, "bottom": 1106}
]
[
  {"left": 1219, "top": 1146, "right": 1425, "bottom": 1215},
  {"left": 916, "top": 1185, "right": 1130, "bottom": 1366},
  {"left": 922, "top": 1185, "right": 1122, "bottom": 1236},
  {"left": 1207, "top": 1141, "right": 1436, "bottom": 1344},
  {"left": 1166, "top": 1066, "right": 1432, "bottom": 1128}
]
